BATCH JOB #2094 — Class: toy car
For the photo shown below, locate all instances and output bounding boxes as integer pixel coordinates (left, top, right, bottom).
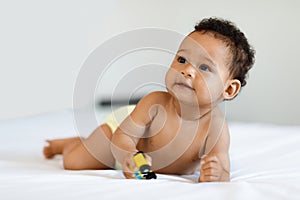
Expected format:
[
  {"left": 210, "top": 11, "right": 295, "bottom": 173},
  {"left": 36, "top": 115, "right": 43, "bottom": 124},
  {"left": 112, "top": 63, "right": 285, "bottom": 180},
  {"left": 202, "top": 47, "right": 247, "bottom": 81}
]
[{"left": 133, "top": 151, "right": 157, "bottom": 179}]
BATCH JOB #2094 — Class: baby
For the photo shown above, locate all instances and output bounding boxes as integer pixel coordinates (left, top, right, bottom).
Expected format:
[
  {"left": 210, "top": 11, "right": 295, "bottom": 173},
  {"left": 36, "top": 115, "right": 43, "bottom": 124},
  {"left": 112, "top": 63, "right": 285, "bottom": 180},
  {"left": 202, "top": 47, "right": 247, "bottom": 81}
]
[{"left": 43, "top": 17, "right": 255, "bottom": 182}]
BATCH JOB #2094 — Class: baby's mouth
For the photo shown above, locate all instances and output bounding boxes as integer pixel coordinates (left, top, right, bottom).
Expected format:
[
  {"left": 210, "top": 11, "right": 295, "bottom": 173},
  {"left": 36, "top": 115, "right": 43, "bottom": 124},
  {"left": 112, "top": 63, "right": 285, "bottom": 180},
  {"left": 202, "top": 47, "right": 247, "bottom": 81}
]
[{"left": 174, "top": 82, "right": 194, "bottom": 91}]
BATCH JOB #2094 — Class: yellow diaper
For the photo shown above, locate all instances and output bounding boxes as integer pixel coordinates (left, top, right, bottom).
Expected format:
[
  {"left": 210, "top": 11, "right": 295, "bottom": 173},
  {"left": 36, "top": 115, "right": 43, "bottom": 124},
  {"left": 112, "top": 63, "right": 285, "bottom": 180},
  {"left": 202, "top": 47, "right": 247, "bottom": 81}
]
[
  {"left": 103, "top": 105, "right": 136, "bottom": 170},
  {"left": 104, "top": 105, "right": 136, "bottom": 134}
]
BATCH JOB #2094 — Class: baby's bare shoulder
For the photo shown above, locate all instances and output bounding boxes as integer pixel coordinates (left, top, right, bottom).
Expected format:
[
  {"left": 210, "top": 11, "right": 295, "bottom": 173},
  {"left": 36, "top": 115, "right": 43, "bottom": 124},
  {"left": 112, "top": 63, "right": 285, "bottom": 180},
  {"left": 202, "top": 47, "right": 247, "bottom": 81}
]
[
  {"left": 143, "top": 91, "right": 170, "bottom": 102},
  {"left": 138, "top": 91, "right": 171, "bottom": 108},
  {"left": 206, "top": 107, "right": 228, "bottom": 137},
  {"left": 202, "top": 107, "right": 230, "bottom": 155},
  {"left": 133, "top": 91, "right": 171, "bottom": 120}
]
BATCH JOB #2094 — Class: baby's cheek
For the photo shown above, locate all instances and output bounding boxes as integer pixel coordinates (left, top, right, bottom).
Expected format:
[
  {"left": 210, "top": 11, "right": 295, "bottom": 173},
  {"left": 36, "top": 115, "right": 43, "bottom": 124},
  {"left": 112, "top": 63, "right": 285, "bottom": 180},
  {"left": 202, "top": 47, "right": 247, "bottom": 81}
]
[
  {"left": 205, "top": 80, "right": 224, "bottom": 98},
  {"left": 165, "top": 69, "right": 179, "bottom": 88}
]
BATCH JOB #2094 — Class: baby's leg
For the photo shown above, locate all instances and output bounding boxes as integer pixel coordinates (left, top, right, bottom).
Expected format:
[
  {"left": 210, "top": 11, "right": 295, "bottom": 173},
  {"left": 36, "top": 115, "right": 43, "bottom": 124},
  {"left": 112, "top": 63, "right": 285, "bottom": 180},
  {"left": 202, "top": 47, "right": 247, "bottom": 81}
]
[
  {"left": 43, "top": 137, "right": 82, "bottom": 159},
  {"left": 43, "top": 124, "right": 115, "bottom": 170}
]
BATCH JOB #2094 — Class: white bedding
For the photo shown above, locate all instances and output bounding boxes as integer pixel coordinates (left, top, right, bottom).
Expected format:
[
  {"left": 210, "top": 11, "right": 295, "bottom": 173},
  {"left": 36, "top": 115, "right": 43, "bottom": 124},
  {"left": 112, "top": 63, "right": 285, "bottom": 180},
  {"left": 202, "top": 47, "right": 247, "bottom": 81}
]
[{"left": 0, "top": 109, "right": 300, "bottom": 200}]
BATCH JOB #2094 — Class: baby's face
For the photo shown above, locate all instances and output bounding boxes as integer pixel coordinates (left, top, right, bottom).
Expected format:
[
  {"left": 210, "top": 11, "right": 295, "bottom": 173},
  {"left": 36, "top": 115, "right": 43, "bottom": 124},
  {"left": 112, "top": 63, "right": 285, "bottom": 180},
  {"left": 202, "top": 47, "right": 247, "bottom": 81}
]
[{"left": 165, "top": 31, "right": 232, "bottom": 108}]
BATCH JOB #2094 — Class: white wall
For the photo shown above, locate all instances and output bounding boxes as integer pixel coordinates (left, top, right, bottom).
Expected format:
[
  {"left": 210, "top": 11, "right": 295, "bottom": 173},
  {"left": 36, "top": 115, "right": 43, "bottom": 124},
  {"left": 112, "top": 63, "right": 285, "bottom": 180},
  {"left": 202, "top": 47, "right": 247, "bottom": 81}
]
[{"left": 1, "top": 0, "right": 300, "bottom": 125}]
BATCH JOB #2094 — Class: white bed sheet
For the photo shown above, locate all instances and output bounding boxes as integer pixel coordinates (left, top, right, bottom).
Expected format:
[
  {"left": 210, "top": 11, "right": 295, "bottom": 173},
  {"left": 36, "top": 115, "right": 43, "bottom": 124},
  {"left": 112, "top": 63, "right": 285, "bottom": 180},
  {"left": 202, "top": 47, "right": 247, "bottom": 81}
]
[{"left": 0, "top": 109, "right": 300, "bottom": 200}]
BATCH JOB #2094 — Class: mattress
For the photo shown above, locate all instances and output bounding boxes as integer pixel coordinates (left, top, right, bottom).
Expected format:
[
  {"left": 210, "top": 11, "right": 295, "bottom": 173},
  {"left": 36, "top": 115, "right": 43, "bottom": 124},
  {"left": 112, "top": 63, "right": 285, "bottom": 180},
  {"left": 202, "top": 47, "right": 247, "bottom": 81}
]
[{"left": 0, "top": 108, "right": 300, "bottom": 200}]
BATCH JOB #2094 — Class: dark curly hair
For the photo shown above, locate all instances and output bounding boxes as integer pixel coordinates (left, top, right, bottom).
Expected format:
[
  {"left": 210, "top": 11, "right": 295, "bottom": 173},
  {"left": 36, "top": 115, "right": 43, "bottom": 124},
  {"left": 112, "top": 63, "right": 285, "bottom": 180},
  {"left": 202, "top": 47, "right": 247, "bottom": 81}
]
[{"left": 193, "top": 17, "right": 255, "bottom": 87}]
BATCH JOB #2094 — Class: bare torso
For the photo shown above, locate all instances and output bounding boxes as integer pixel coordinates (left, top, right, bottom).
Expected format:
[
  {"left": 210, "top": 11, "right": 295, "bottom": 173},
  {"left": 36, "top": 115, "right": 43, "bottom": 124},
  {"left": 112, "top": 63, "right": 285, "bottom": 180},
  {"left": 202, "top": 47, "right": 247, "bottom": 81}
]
[{"left": 135, "top": 92, "right": 215, "bottom": 175}]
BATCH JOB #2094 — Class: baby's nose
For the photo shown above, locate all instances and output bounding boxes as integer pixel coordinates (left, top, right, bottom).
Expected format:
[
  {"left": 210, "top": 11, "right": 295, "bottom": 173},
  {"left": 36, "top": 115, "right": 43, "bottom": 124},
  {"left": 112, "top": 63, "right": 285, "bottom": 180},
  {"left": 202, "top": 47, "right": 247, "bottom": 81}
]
[{"left": 180, "top": 64, "right": 195, "bottom": 78}]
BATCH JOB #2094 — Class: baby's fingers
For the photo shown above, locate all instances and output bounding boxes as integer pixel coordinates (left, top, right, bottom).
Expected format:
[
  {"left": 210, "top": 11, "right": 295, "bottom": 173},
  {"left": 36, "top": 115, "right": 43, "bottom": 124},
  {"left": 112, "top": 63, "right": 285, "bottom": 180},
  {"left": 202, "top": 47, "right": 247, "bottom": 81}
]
[
  {"left": 201, "top": 154, "right": 219, "bottom": 164},
  {"left": 122, "top": 154, "right": 137, "bottom": 179},
  {"left": 199, "top": 166, "right": 220, "bottom": 182},
  {"left": 199, "top": 155, "right": 221, "bottom": 182},
  {"left": 200, "top": 174, "right": 219, "bottom": 182},
  {"left": 201, "top": 160, "right": 218, "bottom": 171}
]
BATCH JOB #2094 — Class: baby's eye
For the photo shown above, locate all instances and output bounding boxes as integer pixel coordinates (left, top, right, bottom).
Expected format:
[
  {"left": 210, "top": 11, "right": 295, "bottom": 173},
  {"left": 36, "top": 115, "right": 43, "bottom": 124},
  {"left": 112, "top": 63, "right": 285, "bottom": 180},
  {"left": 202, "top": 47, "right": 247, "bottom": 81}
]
[
  {"left": 177, "top": 56, "right": 187, "bottom": 64},
  {"left": 199, "top": 64, "right": 211, "bottom": 72}
]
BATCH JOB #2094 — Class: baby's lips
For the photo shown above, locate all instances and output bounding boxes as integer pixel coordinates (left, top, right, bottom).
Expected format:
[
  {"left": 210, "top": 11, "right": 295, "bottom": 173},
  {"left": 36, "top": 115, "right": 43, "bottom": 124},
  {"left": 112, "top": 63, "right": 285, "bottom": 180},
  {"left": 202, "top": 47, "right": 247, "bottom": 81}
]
[{"left": 177, "top": 80, "right": 194, "bottom": 90}]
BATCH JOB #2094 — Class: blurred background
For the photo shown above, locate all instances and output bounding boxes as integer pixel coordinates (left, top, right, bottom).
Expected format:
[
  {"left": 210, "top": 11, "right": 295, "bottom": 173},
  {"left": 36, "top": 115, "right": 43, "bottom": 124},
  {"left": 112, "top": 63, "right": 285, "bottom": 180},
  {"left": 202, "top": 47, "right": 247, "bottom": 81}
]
[{"left": 0, "top": 0, "right": 299, "bottom": 125}]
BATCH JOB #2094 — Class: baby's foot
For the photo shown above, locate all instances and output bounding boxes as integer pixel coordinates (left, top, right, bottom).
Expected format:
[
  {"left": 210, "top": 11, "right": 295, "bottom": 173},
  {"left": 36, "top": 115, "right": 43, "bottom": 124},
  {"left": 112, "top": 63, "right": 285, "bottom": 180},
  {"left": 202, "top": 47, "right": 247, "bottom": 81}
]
[
  {"left": 43, "top": 137, "right": 80, "bottom": 159},
  {"left": 43, "top": 139, "right": 61, "bottom": 159}
]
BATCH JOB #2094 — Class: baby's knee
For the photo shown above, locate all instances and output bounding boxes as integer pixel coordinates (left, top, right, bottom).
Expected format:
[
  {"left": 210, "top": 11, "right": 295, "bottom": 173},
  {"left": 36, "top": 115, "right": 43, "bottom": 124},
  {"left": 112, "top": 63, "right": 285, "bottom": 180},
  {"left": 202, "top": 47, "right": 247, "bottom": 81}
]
[
  {"left": 63, "top": 154, "right": 82, "bottom": 170},
  {"left": 100, "top": 124, "right": 113, "bottom": 140}
]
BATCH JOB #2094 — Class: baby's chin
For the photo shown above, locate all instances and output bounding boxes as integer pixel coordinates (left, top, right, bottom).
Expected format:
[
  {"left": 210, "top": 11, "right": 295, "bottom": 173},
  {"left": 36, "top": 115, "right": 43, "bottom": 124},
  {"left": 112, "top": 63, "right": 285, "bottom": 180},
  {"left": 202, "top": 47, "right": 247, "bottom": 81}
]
[
  {"left": 169, "top": 91, "right": 200, "bottom": 106},
  {"left": 173, "top": 92, "right": 216, "bottom": 109}
]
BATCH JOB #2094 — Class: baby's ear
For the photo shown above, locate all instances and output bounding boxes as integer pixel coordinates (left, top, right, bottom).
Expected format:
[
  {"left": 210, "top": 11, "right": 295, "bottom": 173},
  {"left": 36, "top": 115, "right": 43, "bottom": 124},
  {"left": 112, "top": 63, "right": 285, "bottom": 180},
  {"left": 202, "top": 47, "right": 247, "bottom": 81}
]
[{"left": 223, "top": 79, "right": 241, "bottom": 100}]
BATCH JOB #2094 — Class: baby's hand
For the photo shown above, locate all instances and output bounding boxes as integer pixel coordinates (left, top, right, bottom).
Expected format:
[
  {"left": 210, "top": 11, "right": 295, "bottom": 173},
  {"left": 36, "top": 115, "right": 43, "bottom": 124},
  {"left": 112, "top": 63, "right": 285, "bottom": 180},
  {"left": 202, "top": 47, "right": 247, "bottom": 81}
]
[
  {"left": 199, "top": 154, "right": 229, "bottom": 182},
  {"left": 122, "top": 152, "right": 152, "bottom": 179},
  {"left": 122, "top": 152, "right": 137, "bottom": 179}
]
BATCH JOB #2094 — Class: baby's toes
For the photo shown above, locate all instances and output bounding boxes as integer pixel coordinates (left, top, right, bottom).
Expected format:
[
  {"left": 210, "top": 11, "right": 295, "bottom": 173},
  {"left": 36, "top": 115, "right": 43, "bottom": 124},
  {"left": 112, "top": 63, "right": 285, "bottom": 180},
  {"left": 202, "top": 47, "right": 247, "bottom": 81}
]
[{"left": 43, "top": 144, "right": 54, "bottom": 159}]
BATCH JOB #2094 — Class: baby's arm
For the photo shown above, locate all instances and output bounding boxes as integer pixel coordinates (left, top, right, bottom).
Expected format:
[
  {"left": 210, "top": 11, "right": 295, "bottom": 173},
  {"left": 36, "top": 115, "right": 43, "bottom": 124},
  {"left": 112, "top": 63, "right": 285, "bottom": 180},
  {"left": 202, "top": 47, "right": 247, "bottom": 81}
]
[
  {"left": 110, "top": 93, "right": 158, "bottom": 178},
  {"left": 199, "top": 120, "right": 230, "bottom": 182}
]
